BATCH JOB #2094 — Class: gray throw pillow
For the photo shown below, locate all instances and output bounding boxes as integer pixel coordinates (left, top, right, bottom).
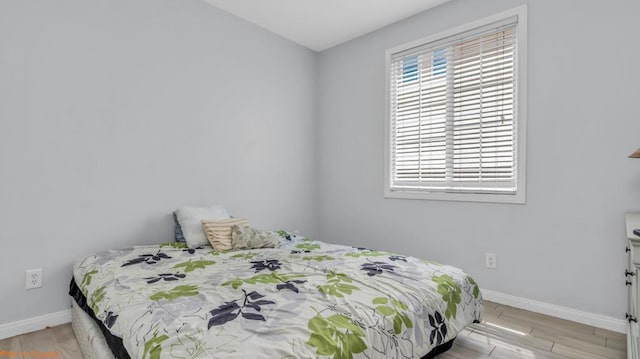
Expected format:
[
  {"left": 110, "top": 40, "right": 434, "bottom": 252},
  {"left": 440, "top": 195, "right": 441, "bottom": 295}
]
[
  {"left": 231, "top": 225, "right": 278, "bottom": 250},
  {"left": 173, "top": 212, "right": 186, "bottom": 243}
]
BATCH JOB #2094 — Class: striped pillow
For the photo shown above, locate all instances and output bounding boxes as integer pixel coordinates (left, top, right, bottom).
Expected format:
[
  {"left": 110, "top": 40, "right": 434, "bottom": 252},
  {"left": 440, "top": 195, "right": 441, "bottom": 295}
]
[{"left": 202, "top": 218, "right": 249, "bottom": 252}]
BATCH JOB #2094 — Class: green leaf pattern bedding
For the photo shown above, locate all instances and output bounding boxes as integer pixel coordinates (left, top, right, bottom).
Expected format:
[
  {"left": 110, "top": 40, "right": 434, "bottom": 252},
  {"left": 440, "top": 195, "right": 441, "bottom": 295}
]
[{"left": 73, "top": 233, "right": 482, "bottom": 359}]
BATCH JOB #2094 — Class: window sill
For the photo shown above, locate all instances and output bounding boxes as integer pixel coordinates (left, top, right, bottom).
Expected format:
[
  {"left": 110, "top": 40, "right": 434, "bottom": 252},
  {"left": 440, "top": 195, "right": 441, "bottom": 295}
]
[{"left": 384, "top": 189, "right": 525, "bottom": 204}]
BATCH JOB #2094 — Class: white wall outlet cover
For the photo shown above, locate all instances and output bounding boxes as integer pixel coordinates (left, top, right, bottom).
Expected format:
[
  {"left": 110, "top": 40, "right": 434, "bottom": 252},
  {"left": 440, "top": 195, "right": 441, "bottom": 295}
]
[
  {"left": 25, "top": 268, "right": 42, "bottom": 290},
  {"left": 485, "top": 253, "right": 497, "bottom": 269}
]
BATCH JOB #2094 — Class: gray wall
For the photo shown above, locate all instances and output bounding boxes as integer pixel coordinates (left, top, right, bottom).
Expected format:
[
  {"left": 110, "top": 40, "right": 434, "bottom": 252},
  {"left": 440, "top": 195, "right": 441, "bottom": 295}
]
[
  {"left": 0, "top": 0, "right": 316, "bottom": 323},
  {"left": 2, "top": 0, "right": 639, "bottom": 328},
  {"left": 315, "top": 0, "right": 640, "bottom": 318}
]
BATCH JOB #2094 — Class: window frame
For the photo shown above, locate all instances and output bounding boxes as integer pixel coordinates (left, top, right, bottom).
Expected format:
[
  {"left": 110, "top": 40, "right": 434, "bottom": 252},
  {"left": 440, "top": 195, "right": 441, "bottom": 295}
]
[{"left": 384, "top": 6, "right": 527, "bottom": 204}]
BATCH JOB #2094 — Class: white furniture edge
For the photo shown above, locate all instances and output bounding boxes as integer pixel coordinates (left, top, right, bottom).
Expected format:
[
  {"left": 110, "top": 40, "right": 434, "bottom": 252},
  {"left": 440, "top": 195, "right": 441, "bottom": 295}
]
[
  {"left": 0, "top": 289, "right": 625, "bottom": 340},
  {"left": 482, "top": 288, "right": 626, "bottom": 333},
  {"left": 0, "top": 308, "right": 71, "bottom": 340}
]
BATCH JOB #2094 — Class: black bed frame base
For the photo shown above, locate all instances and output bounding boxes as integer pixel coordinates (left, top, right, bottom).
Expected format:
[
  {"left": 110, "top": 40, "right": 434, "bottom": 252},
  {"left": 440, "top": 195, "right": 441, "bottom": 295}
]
[{"left": 421, "top": 339, "right": 455, "bottom": 358}]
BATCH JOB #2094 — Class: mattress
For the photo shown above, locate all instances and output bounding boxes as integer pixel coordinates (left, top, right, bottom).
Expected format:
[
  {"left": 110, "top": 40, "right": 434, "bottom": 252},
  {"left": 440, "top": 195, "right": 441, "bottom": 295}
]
[
  {"left": 71, "top": 301, "right": 115, "bottom": 359},
  {"left": 71, "top": 233, "right": 482, "bottom": 358}
]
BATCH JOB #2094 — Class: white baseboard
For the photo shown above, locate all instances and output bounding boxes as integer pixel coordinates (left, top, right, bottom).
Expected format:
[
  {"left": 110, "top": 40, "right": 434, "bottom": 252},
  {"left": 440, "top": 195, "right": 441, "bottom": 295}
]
[
  {"left": 0, "top": 309, "right": 72, "bottom": 340},
  {"left": 482, "top": 288, "right": 626, "bottom": 334}
]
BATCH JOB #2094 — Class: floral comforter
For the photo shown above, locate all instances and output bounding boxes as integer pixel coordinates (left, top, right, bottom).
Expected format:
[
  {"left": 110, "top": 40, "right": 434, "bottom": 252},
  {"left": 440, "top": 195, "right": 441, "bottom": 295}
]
[{"left": 73, "top": 233, "right": 482, "bottom": 359}]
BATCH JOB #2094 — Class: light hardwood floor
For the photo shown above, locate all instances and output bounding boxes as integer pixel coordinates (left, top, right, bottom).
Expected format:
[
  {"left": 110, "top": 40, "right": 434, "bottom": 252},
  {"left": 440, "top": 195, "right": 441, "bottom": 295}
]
[
  {"left": 0, "top": 322, "right": 82, "bottom": 359},
  {"left": 0, "top": 301, "right": 627, "bottom": 359},
  {"left": 445, "top": 301, "right": 627, "bottom": 359}
]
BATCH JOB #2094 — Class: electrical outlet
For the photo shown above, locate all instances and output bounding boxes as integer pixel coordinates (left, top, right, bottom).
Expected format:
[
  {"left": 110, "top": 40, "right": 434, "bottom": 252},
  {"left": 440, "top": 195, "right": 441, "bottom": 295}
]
[
  {"left": 485, "top": 253, "right": 497, "bottom": 269},
  {"left": 25, "top": 268, "right": 42, "bottom": 289}
]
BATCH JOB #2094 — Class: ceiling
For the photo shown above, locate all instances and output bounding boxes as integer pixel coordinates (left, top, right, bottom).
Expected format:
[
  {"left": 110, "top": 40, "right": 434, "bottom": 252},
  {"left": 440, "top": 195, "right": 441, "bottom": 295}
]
[{"left": 203, "top": 0, "right": 451, "bottom": 52}]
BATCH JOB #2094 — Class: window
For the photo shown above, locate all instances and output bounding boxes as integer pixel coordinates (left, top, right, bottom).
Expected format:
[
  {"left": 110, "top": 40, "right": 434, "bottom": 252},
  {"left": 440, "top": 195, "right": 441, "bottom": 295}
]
[{"left": 385, "top": 6, "right": 527, "bottom": 203}]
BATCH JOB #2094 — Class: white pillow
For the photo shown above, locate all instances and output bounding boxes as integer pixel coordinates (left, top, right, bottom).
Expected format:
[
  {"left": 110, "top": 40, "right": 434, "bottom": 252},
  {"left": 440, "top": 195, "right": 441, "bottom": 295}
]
[{"left": 175, "top": 205, "right": 230, "bottom": 248}]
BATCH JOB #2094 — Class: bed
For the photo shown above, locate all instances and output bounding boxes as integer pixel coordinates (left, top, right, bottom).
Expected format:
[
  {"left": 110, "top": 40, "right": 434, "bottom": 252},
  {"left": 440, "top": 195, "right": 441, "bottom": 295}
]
[{"left": 70, "top": 231, "right": 482, "bottom": 358}]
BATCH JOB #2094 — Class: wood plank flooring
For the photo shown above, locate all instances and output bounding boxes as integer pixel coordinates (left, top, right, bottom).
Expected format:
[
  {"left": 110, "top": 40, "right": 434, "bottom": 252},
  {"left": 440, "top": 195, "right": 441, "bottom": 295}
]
[
  {"left": 0, "top": 301, "right": 627, "bottom": 358},
  {"left": 444, "top": 301, "right": 627, "bottom": 359},
  {"left": 0, "top": 323, "right": 82, "bottom": 358}
]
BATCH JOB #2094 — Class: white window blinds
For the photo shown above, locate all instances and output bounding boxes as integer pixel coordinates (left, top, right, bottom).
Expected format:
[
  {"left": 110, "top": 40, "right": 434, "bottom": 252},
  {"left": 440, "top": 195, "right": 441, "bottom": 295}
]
[{"left": 388, "top": 15, "right": 523, "bottom": 199}]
